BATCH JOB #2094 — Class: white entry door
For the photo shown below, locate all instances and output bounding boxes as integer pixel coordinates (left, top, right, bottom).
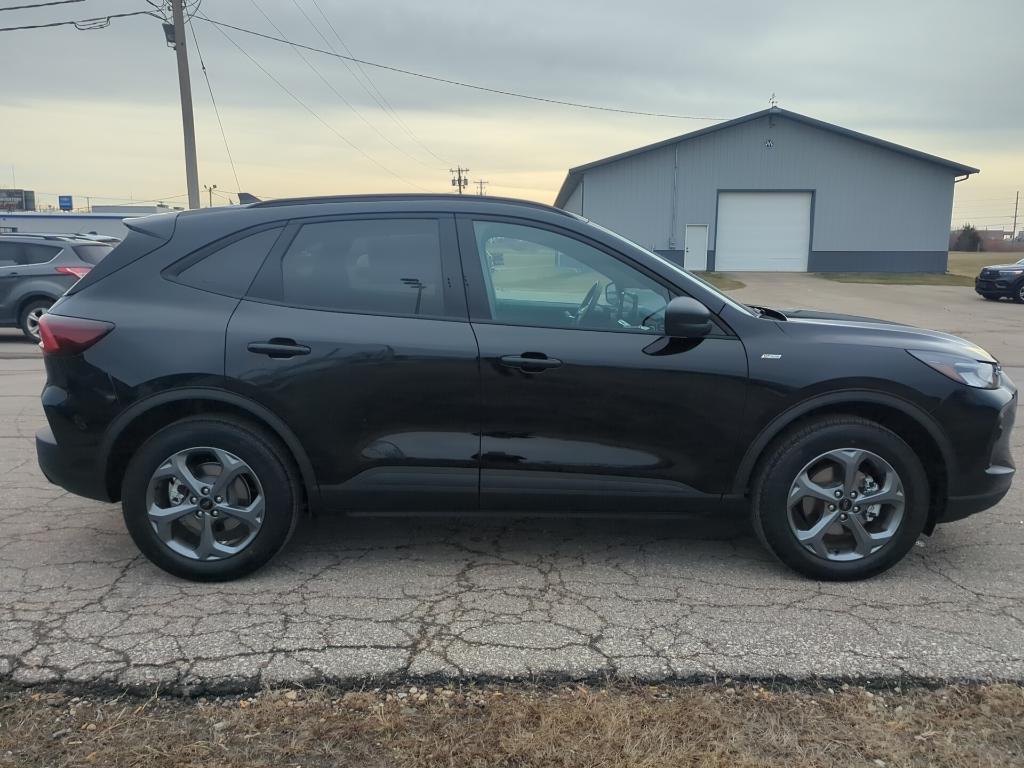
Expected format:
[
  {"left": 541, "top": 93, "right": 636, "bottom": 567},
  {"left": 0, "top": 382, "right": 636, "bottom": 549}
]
[
  {"left": 715, "top": 192, "right": 812, "bottom": 271},
  {"left": 684, "top": 225, "right": 708, "bottom": 271}
]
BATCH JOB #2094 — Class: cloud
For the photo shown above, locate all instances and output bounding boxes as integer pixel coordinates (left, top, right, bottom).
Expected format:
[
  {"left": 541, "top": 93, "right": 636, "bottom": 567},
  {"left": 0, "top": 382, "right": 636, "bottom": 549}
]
[{"left": 2, "top": 0, "right": 1021, "bottom": 212}]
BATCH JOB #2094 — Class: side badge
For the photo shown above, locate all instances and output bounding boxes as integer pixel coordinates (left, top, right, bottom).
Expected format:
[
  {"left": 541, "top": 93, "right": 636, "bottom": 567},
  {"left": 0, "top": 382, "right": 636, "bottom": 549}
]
[{"left": 761, "top": 353, "right": 783, "bottom": 359}]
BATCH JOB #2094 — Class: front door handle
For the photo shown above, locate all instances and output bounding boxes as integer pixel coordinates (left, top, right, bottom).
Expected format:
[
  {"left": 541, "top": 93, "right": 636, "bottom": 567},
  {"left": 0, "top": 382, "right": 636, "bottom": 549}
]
[
  {"left": 247, "top": 339, "right": 311, "bottom": 358},
  {"left": 499, "top": 353, "right": 562, "bottom": 373}
]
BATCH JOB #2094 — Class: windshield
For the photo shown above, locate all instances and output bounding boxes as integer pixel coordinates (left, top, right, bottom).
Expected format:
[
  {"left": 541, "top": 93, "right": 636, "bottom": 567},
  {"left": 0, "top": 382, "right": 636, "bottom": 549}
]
[{"left": 582, "top": 219, "right": 756, "bottom": 316}]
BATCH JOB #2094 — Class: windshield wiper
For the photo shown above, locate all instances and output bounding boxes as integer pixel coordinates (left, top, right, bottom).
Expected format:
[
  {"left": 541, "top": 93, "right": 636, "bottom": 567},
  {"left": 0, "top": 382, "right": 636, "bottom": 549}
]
[{"left": 747, "top": 305, "right": 788, "bottom": 321}]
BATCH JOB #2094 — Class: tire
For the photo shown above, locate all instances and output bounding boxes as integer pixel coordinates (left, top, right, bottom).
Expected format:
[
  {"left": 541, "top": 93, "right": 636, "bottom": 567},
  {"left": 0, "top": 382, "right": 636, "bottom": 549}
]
[
  {"left": 1013, "top": 282, "right": 1024, "bottom": 304},
  {"left": 751, "top": 416, "right": 928, "bottom": 581},
  {"left": 18, "top": 298, "right": 52, "bottom": 341},
  {"left": 121, "top": 415, "right": 301, "bottom": 581}
]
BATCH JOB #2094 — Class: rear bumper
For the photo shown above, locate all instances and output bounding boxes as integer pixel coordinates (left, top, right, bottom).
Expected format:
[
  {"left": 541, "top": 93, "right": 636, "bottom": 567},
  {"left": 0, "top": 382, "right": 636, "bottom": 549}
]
[{"left": 36, "top": 425, "right": 112, "bottom": 502}]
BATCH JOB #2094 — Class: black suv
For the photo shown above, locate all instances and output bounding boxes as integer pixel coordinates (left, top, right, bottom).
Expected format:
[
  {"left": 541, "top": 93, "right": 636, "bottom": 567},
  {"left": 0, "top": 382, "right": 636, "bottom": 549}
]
[
  {"left": 975, "top": 257, "right": 1024, "bottom": 302},
  {"left": 35, "top": 196, "right": 1017, "bottom": 582},
  {"left": 0, "top": 233, "right": 114, "bottom": 339}
]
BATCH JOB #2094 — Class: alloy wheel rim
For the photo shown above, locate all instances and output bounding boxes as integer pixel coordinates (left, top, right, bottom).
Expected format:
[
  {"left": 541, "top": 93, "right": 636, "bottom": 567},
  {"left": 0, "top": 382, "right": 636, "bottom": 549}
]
[
  {"left": 145, "top": 447, "right": 265, "bottom": 561},
  {"left": 787, "top": 448, "right": 905, "bottom": 562},
  {"left": 26, "top": 308, "right": 45, "bottom": 339}
]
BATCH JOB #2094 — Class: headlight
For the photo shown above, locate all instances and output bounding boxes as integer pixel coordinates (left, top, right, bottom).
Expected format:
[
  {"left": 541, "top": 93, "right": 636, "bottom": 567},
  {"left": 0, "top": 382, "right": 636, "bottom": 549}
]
[
  {"left": 908, "top": 349, "right": 999, "bottom": 389},
  {"left": 998, "top": 269, "right": 1023, "bottom": 277}
]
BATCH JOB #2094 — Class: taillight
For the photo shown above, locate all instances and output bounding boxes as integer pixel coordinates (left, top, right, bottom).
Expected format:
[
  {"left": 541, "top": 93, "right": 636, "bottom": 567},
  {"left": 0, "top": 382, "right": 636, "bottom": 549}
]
[
  {"left": 37, "top": 314, "right": 114, "bottom": 355},
  {"left": 55, "top": 265, "right": 91, "bottom": 280}
]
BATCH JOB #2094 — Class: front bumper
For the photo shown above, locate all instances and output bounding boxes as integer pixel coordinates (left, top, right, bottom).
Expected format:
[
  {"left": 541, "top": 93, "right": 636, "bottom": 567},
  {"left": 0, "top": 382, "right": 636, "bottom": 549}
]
[
  {"left": 936, "top": 386, "right": 1016, "bottom": 523},
  {"left": 36, "top": 425, "right": 112, "bottom": 502},
  {"left": 975, "top": 276, "right": 1018, "bottom": 297}
]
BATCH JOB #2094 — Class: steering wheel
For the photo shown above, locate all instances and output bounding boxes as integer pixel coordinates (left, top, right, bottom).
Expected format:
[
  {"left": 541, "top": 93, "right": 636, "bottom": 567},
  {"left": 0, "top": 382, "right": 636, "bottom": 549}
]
[{"left": 573, "top": 281, "right": 602, "bottom": 327}]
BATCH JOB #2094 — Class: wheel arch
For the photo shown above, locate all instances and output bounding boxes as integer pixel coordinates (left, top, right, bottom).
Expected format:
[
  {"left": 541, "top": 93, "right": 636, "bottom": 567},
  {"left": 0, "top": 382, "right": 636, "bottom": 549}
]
[
  {"left": 101, "top": 388, "right": 320, "bottom": 510},
  {"left": 733, "top": 390, "right": 954, "bottom": 532},
  {"left": 16, "top": 292, "right": 60, "bottom": 318}
]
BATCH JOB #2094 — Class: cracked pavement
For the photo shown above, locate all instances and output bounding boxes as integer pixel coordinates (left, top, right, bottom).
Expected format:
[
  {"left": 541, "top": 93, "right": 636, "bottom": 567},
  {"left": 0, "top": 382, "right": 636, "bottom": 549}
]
[{"left": 1, "top": 277, "right": 1022, "bottom": 691}]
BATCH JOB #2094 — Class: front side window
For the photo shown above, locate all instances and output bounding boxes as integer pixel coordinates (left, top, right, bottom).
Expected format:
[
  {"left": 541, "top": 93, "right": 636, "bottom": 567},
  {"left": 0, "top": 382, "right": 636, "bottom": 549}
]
[
  {"left": 274, "top": 218, "right": 444, "bottom": 317},
  {"left": 472, "top": 221, "right": 671, "bottom": 333}
]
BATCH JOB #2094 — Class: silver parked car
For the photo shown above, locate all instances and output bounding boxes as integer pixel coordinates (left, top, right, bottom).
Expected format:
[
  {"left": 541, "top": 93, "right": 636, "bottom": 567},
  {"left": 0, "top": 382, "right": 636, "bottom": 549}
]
[{"left": 0, "top": 233, "right": 116, "bottom": 340}]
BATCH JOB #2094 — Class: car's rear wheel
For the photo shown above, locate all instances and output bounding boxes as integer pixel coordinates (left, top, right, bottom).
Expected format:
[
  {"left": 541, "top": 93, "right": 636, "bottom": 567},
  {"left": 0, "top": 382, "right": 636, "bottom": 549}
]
[
  {"left": 18, "top": 299, "right": 52, "bottom": 341},
  {"left": 121, "top": 416, "right": 301, "bottom": 581},
  {"left": 751, "top": 416, "right": 928, "bottom": 581}
]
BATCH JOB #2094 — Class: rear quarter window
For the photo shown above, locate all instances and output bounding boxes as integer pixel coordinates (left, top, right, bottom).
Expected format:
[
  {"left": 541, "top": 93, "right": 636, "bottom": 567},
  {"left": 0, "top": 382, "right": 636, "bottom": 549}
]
[
  {"left": 73, "top": 244, "right": 113, "bottom": 265},
  {"left": 172, "top": 227, "right": 284, "bottom": 297}
]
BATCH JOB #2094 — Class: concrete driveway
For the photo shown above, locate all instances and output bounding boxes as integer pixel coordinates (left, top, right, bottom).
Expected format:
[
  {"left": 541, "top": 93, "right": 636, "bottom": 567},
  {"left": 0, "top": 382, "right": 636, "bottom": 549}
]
[{"left": 1, "top": 277, "right": 1022, "bottom": 692}]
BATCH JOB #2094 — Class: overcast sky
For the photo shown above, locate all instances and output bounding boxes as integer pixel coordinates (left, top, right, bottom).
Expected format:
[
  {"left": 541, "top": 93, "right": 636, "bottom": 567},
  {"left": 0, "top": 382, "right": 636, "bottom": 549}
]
[{"left": 2, "top": 0, "right": 1021, "bottom": 228}]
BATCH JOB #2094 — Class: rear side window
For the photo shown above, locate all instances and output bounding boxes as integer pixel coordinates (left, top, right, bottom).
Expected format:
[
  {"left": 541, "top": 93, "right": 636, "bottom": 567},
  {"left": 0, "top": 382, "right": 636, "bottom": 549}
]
[
  {"left": 72, "top": 244, "right": 113, "bottom": 265},
  {"left": 176, "top": 227, "right": 283, "bottom": 297},
  {"left": 0, "top": 241, "right": 62, "bottom": 266},
  {"left": 264, "top": 218, "right": 444, "bottom": 317}
]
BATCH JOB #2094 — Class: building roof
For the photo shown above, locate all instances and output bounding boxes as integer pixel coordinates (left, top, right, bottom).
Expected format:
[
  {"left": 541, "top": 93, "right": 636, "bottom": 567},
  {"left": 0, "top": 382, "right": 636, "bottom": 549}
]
[{"left": 553, "top": 107, "right": 980, "bottom": 208}]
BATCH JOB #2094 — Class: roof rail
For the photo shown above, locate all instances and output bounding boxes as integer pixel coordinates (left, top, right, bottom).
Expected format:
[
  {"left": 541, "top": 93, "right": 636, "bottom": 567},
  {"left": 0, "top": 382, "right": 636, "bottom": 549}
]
[
  {"left": 0, "top": 232, "right": 93, "bottom": 241},
  {"left": 250, "top": 193, "right": 574, "bottom": 216}
]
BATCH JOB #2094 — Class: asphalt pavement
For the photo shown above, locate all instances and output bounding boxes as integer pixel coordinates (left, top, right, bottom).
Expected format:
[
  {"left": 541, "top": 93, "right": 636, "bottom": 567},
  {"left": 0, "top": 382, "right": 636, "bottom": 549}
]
[{"left": 1, "top": 277, "right": 1021, "bottom": 692}]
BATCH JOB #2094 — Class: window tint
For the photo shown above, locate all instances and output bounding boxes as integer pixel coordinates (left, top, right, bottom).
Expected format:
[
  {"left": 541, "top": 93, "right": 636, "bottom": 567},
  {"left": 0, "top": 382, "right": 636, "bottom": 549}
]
[
  {"left": 177, "top": 227, "right": 283, "bottom": 296},
  {"left": 472, "top": 221, "right": 671, "bottom": 334},
  {"left": 72, "top": 244, "right": 113, "bottom": 265},
  {"left": 274, "top": 218, "right": 444, "bottom": 317},
  {"left": 0, "top": 241, "right": 62, "bottom": 267}
]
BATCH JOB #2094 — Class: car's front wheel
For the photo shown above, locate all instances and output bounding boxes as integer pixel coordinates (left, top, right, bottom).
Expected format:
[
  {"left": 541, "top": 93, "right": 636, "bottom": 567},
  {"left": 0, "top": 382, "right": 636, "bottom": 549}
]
[
  {"left": 1013, "top": 282, "right": 1024, "bottom": 304},
  {"left": 121, "top": 416, "right": 301, "bottom": 581},
  {"left": 751, "top": 416, "right": 928, "bottom": 580}
]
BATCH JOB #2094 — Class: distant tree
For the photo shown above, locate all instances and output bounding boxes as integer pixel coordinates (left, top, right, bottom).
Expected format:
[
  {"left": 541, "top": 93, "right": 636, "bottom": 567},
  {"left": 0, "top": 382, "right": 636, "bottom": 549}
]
[{"left": 955, "top": 224, "right": 982, "bottom": 252}]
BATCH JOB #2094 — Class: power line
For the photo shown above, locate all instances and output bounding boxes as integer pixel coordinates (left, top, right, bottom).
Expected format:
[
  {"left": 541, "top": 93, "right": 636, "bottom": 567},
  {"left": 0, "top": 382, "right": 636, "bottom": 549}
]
[
  {"left": 205, "top": 17, "right": 427, "bottom": 191},
  {"left": 248, "top": 0, "right": 435, "bottom": 174},
  {"left": 286, "top": 0, "right": 443, "bottom": 169},
  {"left": 196, "top": 14, "right": 726, "bottom": 122},
  {"left": 0, "top": 0, "right": 84, "bottom": 11},
  {"left": 0, "top": 9, "right": 153, "bottom": 31},
  {"left": 188, "top": 18, "right": 242, "bottom": 194},
  {"left": 304, "top": 0, "right": 450, "bottom": 165}
]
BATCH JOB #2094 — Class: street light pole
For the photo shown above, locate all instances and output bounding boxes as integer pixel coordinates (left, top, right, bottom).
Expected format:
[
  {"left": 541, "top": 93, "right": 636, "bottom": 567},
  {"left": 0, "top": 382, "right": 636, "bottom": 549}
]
[{"left": 171, "top": 0, "right": 200, "bottom": 210}]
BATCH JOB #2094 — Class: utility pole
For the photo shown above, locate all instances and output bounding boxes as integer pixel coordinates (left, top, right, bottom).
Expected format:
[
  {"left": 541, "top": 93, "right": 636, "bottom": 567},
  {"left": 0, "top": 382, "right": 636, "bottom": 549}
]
[
  {"left": 475, "top": 179, "right": 488, "bottom": 196},
  {"left": 204, "top": 183, "right": 218, "bottom": 208},
  {"left": 449, "top": 167, "right": 469, "bottom": 194},
  {"left": 1013, "top": 190, "right": 1019, "bottom": 238},
  {"left": 170, "top": 0, "right": 200, "bottom": 210}
]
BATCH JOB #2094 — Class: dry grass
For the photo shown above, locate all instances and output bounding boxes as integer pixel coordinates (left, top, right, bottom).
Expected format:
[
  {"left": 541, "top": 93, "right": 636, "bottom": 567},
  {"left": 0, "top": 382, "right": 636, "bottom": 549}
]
[
  {"left": 815, "top": 251, "right": 1024, "bottom": 287},
  {"left": 815, "top": 272, "right": 975, "bottom": 286},
  {"left": 2, "top": 682, "right": 1022, "bottom": 767},
  {"left": 948, "top": 251, "right": 1024, "bottom": 277},
  {"left": 696, "top": 272, "right": 746, "bottom": 291}
]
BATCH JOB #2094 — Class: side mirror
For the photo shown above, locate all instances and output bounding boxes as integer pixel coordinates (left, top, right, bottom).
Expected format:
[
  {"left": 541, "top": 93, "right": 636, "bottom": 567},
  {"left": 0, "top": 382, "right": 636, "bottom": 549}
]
[{"left": 664, "top": 296, "right": 712, "bottom": 338}]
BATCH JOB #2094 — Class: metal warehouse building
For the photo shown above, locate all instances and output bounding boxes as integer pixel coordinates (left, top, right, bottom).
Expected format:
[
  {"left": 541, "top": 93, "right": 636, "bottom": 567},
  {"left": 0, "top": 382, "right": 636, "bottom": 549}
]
[{"left": 554, "top": 107, "right": 978, "bottom": 273}]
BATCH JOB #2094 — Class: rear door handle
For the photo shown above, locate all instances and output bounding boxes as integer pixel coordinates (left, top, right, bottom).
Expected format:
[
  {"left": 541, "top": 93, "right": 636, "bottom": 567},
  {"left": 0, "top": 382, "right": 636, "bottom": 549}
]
[
  {"left": 247, "top": 339, "right": 311, "bottom": 358},
  {"left": 499, "top": 353, "right": 562, "bottom": 373}
]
